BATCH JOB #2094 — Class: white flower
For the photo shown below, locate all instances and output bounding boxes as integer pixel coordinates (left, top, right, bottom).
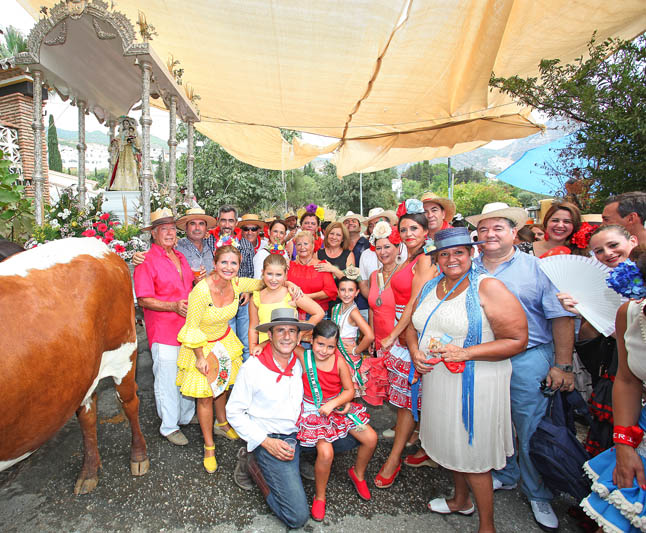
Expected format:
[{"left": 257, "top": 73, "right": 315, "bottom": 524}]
[
  {"left": 57, "top": 212, "right": 64, "bottom": 218},
  {"left": 50, "top": 219, "right": 60, "bottom": 228},
  {"left": 370, "top": 220, "right": 392, "bottom": 243}
]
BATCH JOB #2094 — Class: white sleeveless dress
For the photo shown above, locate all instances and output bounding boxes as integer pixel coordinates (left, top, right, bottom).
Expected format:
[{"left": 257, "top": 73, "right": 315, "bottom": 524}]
[{"left": 412, "top": 276, "right": 514, "bottom": 473}]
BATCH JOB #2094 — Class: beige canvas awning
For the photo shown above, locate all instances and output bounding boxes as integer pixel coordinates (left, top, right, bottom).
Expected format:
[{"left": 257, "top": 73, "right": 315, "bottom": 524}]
[{"left": 19, "top": 0, "right": 646, "bottom": 176}]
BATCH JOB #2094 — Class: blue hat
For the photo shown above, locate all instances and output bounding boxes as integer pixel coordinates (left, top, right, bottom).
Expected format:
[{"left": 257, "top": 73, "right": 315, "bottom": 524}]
[{"left": 427, "top": 227, "right": 484, "bottom": 254}]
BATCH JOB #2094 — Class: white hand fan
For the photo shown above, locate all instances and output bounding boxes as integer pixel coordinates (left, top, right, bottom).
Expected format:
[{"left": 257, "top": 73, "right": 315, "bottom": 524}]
[{"left": 539, "top": 255, "right": 623, "bottom": 337}]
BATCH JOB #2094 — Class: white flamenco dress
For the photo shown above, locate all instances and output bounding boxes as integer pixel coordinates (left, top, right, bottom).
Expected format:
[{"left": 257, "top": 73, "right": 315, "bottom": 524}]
[{"left": 581, "top": 300, "right": 646, "bottom": 532}]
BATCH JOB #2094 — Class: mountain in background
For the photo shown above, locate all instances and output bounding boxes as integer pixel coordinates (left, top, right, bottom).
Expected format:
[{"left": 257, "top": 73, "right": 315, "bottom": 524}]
[
  {"left": 399, "top": 118, "right": 574, "bottom": 175},
  {"left": 54, "top": 128, "right": 174, "bottom": 151}
]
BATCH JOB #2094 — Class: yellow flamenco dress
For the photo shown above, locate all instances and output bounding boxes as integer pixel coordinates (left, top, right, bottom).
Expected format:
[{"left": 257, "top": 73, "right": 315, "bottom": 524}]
[{"left": 176, "top": 277, "right": 263, "bottom": 397}]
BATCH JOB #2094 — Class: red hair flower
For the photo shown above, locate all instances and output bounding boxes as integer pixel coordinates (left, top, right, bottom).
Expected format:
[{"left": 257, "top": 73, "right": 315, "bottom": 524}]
[
  {"left": 396, "top": 201, "right": 407, "bottom": 218},
  {"left": 571, "top": 222, "right": 596, "bottom": 249}
]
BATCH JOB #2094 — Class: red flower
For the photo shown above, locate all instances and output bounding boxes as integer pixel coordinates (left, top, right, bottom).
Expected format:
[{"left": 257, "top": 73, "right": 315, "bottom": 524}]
[
  {"left": 570, "top": 222, "right": 596, "bottom": 249},
  {"left": 92, "top": 222, "right": 99, "bottom": 227},
  {"left": 82, "top": 229, "right": 96, "bottom": 237},
  {"left": 99, "top": 213, "right": 110, "bottom": 221},
  {"left": 105, "top": 229, "right": 115, "bottom": 238},
  {"left": 396, "top": 201, "right": 407, "bottom": 218},
  {"left": 114, "top": 244, "right": 126, "bottom": 253},
  {"left": 97, "top": 223, "right": 108, "bottom": 233},
  {"left": 102, "top": 237, "right": 113, "bottom": 244},
  {"left": 219, "top": 370, "right": 228, "bottom": 379},
  {"left": 388, "top": 225, "right": 402, "bottom": 246},
  {"left": 109, "top": 220, "right": 120, "bottom": 226}
]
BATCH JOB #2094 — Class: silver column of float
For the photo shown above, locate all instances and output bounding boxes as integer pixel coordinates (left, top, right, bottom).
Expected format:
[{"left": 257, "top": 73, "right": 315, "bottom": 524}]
[
  {"left": 77, "top": 100, "right": 87, "bottom": 208},
  {"left": 168, "top": 94, "right": 177, "bottom": 207},
  {"left": 186, "top": 120, "right": 194, "bottom": 201},
  {"left": 31, "top": 69, "right": 44, "bottom": 225},
  {"left": 139, "top": 60, "right": 153, "bottom": 226}
]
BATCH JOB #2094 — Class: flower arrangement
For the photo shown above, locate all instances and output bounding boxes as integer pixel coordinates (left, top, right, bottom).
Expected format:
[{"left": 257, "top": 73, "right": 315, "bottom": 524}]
[
  {"left": 606, "top": 260, "right": 646, "bottom": 299},
  {"left": 370, "top": 221, "right": 401, "bottom": 246},
  {"left": 570, "top": 222, "right": 596, "bottom": 249},
  {"left": 396, "top": 198, "right": 424, "bottom": 217},
  {"left": 266, "top": 242, "right": 286, "bottom": 255},
  {"left": 305, "top": 203, "right": 325, "bottom": 221}
]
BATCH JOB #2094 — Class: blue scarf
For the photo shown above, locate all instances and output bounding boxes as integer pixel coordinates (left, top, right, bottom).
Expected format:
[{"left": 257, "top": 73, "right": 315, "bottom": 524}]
[{"left": 412, "top": 264, "right": 484, "bottom": 445}]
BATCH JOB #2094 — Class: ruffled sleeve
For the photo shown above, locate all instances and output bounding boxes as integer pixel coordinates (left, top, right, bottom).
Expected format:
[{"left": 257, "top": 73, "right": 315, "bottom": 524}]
[
  {"left": 252, "top": 290, "right": 261, "bottom": 308},
  {"left": 177, "top": 281, "right": 209, "bottom": 348}
]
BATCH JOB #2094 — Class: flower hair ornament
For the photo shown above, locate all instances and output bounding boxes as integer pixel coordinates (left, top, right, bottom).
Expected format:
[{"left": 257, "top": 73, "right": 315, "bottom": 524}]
[
  {"left": 396, "top": 198, "right": 424, "bottom": 218},
  {"left": 344, "top": 265, "right": 362, "bottom": 281},
  {"left": 607, "top": 260, "right": 646, "bottom": 299},
  {"left": 305, "top": 203, "right": 325, "bottom": 221},
  {"left": 570, "top": 222, "right": 596, "bottom": 249},
  {"left": 370, "top": 221, "right": 401, "bottom": 246},
  {"left": 214, "top": 234, "right": 240, "bottom": 251},
  {"left": 423, "top": 238, "right": 436, "bottom": 254},
  {"left": 265, "top": 242, "right": 286, "bottom": 255}
]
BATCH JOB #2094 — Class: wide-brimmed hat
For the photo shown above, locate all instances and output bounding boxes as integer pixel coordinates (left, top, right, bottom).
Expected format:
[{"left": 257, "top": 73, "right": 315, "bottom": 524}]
[
  {"left": 427, "top": 227, "right": 484, "bottom": 254},
  {"left": 142, "top": 208, "right": 176, "bottom": 231},
  {"left": 420, "top": 192, "right": 457, "bottom": 222},
  {"left": 176, "top": 207, "right": 218, "bottom": 231},
  {"left": 466, "top": 202, "right": 529, "bottom": 229},
  {"left": 255, "top": 307, "right": 314, "bottom": 333},
  {"left": 338, "top": 211, "right": 365, "bottom": 224},
  {"left": 236, "top": 214, "right": 267, "bottom": 229},
  {"left": 365, "top": 207, "right": 398, "bottom": 226},
  {"left": 283, "top": 211, "right": 298, "bottom": 221}
]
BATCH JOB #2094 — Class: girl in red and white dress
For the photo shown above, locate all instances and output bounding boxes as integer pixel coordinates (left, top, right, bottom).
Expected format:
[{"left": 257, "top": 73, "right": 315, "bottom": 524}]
[{"left": 295, "top": 320, "right": 377, "bottom": 521}]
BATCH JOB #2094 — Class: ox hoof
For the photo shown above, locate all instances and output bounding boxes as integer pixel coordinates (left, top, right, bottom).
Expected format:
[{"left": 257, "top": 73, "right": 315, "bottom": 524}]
[
  {"left": 131, "top": 458, "right": 150, "bottom": 476},
  {"left": 74, "top": 475, "right": 99, "bottom": 495}
]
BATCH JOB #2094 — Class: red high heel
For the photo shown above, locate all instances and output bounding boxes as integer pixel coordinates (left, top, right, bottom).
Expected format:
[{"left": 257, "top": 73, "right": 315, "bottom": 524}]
[{"left": 374, "top": 460, "right": 401, "bottom": 489}]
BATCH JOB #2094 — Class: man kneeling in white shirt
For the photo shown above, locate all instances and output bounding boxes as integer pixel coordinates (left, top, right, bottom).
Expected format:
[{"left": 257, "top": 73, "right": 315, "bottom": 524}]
[{"left": 227, "top": 308, "right": 312, "bottom": 529}]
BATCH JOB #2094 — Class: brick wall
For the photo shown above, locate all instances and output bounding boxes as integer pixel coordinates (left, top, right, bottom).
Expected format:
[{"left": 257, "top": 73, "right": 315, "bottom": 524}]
[{"left": 0, "top": 89, "right": 50, "bottom": 204}]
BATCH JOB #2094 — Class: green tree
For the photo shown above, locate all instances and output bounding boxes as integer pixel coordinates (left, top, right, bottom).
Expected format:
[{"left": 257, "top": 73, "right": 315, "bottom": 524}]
[
  {"left": 316, "top": 162, "right": 397, "bottom": 214},
  {"left": 176, "top": 130, "right": 283, "bottom": 214},
  {"left": 490, "top": 34, "right": 646, "bottom": 204},
  {"left": 47, "top": 115, "right": 63, "bottom": 172},
  {"left": 454, "top": 167, "right": 485, "bottom": 184},
  {"left": 0, "top": 151, "right": 35, "bottom": 243},
  {"left": 0, "top": 26, "right": 27, "bottom": 58},
  {"left": 453, "top": 182, "right": 521, "bottom": 217}
]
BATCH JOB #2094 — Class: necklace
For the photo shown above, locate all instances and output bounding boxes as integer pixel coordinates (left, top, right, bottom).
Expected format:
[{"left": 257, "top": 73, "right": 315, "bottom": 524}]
[
  {"left": 297, "top": 255, "right": 313, "bottom": 266},
  {"left": 376, "top": 264, "right": 400, "bottom": 306}
]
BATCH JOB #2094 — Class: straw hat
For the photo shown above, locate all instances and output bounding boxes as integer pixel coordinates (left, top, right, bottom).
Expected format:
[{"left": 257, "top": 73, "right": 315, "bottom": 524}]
[
  {"left": 255, "top": 307, "right": 315, "bottom": 333},
  {"left": 176, "top": 207, "right": 217, "bottom": 231},
  {"left": 142, "top": 208, "right": 176, "bottom": 231},
  {"left": 465, "top": 202, "right": 529, "bottom": 229},
  {"left": 338, "top": 210, "right": 365, "bottom": 224},
  {"left": 283, "top": 211, "right": 298, "bottom": 221},
  {"left": 236, "top": 214, "right": 267, "bottom": 229},
  {"left": 420, "top": 192, "right": 456, "bottom": 222},
  {"left": 364, "top": 207, "right": 398, "bottom": 226}
]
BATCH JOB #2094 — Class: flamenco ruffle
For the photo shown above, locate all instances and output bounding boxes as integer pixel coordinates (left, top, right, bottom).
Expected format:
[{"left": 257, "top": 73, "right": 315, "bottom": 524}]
[
  {"left": 383, "top": 343, "right": 421, "bottom": 411},
  {"left": 297, "top": 402, "right": 370, "bottom": 447},
  {"left": 580, "top": 447, "right": 646, "bottom": 532},
  {"left": 362, "top": 357, "right": 389, "bottom": 406}
]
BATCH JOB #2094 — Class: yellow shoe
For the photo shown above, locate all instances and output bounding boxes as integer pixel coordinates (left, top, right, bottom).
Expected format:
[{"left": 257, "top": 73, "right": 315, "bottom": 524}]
[
  {"left": 203, "top": 445, "right": 217, "bottom": 473},
  {"left": 214, "top": 421, "right": 239, "bottom": 440}
]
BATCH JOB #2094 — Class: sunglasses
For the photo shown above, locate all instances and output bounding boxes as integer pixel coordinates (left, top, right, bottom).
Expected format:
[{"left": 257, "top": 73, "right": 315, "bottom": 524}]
[{"left": 241, "top": 226, "right": 260, "bottom": 232}]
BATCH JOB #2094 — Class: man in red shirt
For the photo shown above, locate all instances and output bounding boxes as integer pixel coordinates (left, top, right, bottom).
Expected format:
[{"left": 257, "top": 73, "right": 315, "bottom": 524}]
[{"left": 134, "top": 208, "right": 196, "bottom": 446}]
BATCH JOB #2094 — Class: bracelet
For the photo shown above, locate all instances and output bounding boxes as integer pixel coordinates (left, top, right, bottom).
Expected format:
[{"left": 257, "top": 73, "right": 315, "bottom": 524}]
[
  {"left": 613, "top": 425, "right": 644, "bottom": 448},
  {"left": 554, "top": 363, "right": 573, "bottom": 372},
  {"left": 352, "top": 347, "right": 357, "bottom": 356}
]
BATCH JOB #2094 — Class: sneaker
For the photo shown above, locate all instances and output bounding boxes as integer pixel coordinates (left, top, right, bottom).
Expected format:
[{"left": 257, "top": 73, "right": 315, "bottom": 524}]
[
  {"left": 492, "top": 477, "right": 517, "bottom": 491},
  {"left": 299, "top": 458, "right": 316, "bottom": 481},
  {"left": 165, "top": 430, "right": 188, "bottom": 446},
  {"left": 233, "top": 447, "right": 254, "bottom": 491},
  {"left": 530, "top": 500, "right": 559, "bottom": 531}
]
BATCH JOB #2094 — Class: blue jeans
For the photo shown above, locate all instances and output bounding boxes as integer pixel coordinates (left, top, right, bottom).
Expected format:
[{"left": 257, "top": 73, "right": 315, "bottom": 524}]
[
  {"left": 253, "top": 433, "right": 309, "bottom": 529},
  {"left": 493, "top": 343, "right": 554, "bottom": 502},
  {"left": 229, "top": 301, "right": 250, "bottom": 361}
]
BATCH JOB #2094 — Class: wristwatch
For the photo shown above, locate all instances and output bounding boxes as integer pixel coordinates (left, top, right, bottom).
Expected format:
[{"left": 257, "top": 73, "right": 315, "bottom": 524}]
[{"left": 554, "top": 363, "right": 573, "bottom": 372}]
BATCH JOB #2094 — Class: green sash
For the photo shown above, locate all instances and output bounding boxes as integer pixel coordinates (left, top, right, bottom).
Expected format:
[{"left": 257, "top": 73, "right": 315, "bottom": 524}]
[
  {"left": 303, "top": 349, "right": 365, "bottom": 431},
  {"left": 331, "top": 303, "right": 364, "bottom": 386}
]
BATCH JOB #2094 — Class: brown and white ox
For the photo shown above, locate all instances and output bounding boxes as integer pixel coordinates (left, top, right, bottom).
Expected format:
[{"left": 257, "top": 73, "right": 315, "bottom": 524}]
[{"left": 0, "top": 237, "right": 149, "bottom": 494}]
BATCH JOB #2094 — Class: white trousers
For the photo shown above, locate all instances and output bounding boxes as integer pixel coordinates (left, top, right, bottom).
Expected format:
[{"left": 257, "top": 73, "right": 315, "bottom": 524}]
[{"left": 151, "top": 343, "right": 195, "bottom": 436}]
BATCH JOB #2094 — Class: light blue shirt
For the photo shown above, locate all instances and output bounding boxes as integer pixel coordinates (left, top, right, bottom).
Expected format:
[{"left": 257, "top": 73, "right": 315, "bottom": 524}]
[
  {"left": 175, "top": 237, "right": 215, "bottom": 274},
  {"left": 473, "top": 248, "right": 572, "bottom": 348}
]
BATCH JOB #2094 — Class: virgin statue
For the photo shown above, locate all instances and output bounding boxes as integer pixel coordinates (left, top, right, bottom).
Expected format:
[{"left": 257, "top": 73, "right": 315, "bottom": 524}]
[{"left": 109, "top": 117, "right": 142, "bottom": 191}]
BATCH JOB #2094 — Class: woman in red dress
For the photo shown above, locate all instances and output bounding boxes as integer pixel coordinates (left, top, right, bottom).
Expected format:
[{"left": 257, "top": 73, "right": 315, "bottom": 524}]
[{"left": 287, "top": 230, "right": 337, "bottom": 319}]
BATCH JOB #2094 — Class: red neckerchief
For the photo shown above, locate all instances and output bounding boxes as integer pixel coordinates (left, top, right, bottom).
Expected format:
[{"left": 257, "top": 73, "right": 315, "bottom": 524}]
[
  {"left": 209, "top": 226, "right": 242, "bottom": 241},
  {"left": 258, "top": 343, "right": 297, "bottom": 382},
  {"left": 254, "top": 238, "right": 262, "bottom": 253},
  {"left": 314, "top": 236, "right": 323, "bottom": 252}
]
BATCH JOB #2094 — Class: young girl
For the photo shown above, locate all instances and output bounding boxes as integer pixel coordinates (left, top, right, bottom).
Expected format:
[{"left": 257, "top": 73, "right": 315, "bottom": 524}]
[
  {"left": 248, "top": 254, "right": 324, "bottom": 355},
  {"left": 295, "top": 321, "right": 378, "bottom": 521},
  {"left": 330, "top": 277, "right": 374, "bottom": 397}
]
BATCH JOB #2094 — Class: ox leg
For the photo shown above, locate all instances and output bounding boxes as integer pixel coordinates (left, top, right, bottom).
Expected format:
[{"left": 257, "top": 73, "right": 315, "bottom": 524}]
[
  {"left": 74, "top": 393, "right": 101, "bottom": 495},
  {"left": 115, "top": 351, "right": 149, "bottom": 477}
]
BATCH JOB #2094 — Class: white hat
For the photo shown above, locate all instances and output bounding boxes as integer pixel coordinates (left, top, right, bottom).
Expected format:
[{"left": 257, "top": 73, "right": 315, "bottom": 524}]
[
  {"left": 365, "top": 207, "right": 398, "bottom": 226},
  {"left": 465, "top": 202, "right": 529, "bottom": 229},
  {"left": 338, "top": 211, "right": 365, "bottom": 224}
]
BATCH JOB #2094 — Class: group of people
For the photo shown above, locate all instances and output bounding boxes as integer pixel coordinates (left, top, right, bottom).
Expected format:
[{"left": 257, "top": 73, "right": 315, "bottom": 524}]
[{"left": 131, "top": 190, "right": 646, "bottom": 532}]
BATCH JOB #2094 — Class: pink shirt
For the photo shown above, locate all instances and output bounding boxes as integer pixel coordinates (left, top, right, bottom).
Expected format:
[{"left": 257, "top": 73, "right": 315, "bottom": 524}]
[{"left": 134, "top": 243, "right": 194, "bottom": 348}]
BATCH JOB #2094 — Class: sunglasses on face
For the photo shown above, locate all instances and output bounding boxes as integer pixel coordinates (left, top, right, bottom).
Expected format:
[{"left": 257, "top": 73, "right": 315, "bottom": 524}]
[{"left": 242, "top": 226, "right": 260, "bottom": 232}]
